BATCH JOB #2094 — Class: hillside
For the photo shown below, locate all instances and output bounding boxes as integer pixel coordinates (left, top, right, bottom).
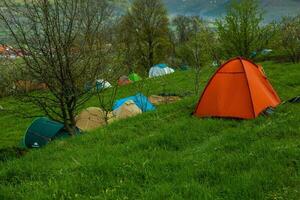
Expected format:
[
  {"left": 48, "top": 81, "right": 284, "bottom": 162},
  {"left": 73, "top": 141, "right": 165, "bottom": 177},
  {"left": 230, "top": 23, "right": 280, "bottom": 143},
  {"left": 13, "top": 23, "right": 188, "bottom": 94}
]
[{"left": 0, "top": 61, "right": 300, "bottom": 199}]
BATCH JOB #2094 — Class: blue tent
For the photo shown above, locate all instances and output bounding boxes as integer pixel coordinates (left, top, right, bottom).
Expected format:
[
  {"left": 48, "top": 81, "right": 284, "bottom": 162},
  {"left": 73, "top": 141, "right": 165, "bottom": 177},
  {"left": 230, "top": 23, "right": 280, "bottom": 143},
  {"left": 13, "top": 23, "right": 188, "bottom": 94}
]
[
  {"left": 155, "top": 63, "right": 168, "bottom": 68},
  {"left": 113, "top": 93, "right": 156, "bottom": 112},
  {"left": 250, "top": 51, "right": 257, "bottom": 58},
  {"left": 179, "top": 65, "right": 190, "bottom": 71}
]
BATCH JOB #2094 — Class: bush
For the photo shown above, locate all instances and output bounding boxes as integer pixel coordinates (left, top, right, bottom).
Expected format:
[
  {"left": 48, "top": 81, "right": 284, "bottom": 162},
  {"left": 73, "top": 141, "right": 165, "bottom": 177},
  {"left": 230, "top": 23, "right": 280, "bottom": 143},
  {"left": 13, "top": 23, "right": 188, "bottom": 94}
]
[{"left": 0, "top": 60, "right": 14, "bottom": 97}]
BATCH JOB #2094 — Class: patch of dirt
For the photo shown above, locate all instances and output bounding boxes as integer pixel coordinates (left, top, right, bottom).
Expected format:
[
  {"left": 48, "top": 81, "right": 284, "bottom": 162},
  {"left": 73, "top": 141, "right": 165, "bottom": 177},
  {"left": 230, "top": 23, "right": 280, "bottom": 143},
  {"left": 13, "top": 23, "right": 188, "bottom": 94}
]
[
  {"left": 0, "top": 147, "right": 28, "bottom": 162},
  {"left": 148, "top": 95, "right": 182, "bottom": 106}
]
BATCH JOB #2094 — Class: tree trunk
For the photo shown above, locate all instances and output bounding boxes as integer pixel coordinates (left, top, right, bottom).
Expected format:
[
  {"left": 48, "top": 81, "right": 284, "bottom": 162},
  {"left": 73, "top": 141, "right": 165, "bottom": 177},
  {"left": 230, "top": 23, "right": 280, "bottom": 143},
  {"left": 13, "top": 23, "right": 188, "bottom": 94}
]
[
  {"left": 64, "top": 122, "right": 77, "bottom": 136},
  {"left": 194, "top": 69, "right": 201, "bottom": 94},
  {"left": 60, "top": 100, "right": 76, "bottom": 136},
  {"left": 148, "top": 38, "right": 154, "bottom": 69},
  {"left": 66, "top": 100, "right": 77, "bottom": 135}
]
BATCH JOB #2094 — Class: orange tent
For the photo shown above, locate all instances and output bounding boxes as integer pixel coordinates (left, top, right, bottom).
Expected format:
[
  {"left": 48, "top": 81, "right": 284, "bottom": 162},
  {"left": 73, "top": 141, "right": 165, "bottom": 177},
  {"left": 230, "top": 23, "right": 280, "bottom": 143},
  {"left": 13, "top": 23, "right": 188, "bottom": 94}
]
[{"left": 194, "top": 57, "right": 281, "bottom": 119}]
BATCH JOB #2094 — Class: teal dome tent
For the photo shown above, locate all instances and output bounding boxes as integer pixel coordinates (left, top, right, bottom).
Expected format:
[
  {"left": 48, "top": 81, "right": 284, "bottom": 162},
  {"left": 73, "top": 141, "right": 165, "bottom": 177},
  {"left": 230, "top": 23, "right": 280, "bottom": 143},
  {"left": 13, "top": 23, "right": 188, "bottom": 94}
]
[{"left": 23, "top": 117, "right": 71, "bottom": 148}]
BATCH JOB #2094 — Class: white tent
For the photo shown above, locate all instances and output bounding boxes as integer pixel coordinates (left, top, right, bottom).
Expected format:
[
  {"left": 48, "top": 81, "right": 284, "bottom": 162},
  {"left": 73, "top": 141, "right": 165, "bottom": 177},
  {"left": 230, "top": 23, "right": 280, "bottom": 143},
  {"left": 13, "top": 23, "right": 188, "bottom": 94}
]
[
  {"left": 149, "top": 64, "right": 175, "bottom": 78},
  {"left": 96, "top": 79, "right": 112, "bottom": 90},
  {"left": 261, "top": 49, "right": 273, "bottom": 55}
]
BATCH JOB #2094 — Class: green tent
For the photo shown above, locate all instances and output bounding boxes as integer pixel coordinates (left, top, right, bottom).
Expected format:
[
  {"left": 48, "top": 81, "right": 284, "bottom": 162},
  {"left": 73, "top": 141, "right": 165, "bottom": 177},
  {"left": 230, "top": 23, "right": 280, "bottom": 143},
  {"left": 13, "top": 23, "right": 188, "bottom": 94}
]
[
  {"left": 23, "top": 117, "right": 69, "bottom": 148},
  {"left": 128, "top": 73, "right": 142, "bottom": 82}
]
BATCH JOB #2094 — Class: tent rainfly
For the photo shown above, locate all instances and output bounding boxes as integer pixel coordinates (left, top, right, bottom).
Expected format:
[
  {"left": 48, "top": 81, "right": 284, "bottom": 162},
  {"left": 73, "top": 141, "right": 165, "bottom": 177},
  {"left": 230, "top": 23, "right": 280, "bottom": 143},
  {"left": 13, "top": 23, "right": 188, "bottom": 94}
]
[
  {"left": 96, "top": 79, "right": 112, "bottom": 90},
  {"left": 23, "top": 117, "right": 70, "bottom": 148},
  {"left": 128, "top": 73, "right": 142, "bottom": 82},
  {"left": 194, "top": 57, "right": 281, "bottom": 119},
  {"left": 113, "top": 93, "right": 155, "bottom": 112},
  {"left": 118, "top": 75, "right": 132, "bottom": 86}
]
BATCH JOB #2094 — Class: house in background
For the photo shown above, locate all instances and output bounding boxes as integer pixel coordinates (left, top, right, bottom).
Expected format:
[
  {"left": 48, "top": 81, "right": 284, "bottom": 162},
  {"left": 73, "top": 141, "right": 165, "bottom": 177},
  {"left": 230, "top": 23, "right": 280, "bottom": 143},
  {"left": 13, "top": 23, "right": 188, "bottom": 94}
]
[{"left": 0, "top": 44, "right": 24, "bottom": 59}]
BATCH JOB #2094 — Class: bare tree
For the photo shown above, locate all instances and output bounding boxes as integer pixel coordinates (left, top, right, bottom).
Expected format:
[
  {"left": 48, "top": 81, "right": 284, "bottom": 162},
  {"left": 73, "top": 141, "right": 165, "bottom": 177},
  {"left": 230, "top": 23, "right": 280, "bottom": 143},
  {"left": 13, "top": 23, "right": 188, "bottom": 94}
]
[
  {"left": 0, "top": 0, "right": 115, "bottom": 135},
  {"left": 116, "top": 17, "right": 140, "bottom": 73},
  {"left": 172, "top": 15, "right": 202, "bottom": 45},
  {"left": 95, "top": 61, "right": 123, "bottom": 125},
  {"left": 188, "top": 33, "right": 210, "bottom": 94},
  {"left": 176, "top": 20, "right": 212, "bottom": 94}
]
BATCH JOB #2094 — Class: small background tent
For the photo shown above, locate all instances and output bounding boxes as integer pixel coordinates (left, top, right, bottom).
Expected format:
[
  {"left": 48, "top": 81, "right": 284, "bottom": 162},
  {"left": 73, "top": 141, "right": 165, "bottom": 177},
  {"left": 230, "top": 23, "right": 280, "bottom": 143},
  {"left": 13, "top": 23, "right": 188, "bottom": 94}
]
[
  {"left": 128, "top": 73, "right": 142, "bottom": 82},
  {"left": 23, "top": 117, "right": 69, "bottom": 148},
  {"left": 118, "top": 75, "right": 132, "bottom": 86},
  {"left": 113, "top": 93, "right": 155, "bottom": 112},
  {"left": 179, "top": 65, "right": 189, "bottom": 71},
  {"left": 149, "top": 64, "right": 175, "bottom": 78},
  {"left": 96, "top": 79, "right": 112, "bottom": 90},
  {"left": 194, "top": 57, "right": 281, "bottom": 119},
  {"left": 261, "top": 49, "right": 273, "bottom": 55},
  {"left": 250, "top": 51, "right": 257, "bottom": 59}
]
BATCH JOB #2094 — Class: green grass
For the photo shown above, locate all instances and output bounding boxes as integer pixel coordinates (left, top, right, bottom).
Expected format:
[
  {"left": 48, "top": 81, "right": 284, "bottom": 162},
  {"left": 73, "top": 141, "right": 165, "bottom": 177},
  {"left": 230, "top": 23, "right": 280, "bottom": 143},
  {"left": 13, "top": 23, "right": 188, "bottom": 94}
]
[{"left": 0, "top": 61, "right": 300, "bottom": 199}]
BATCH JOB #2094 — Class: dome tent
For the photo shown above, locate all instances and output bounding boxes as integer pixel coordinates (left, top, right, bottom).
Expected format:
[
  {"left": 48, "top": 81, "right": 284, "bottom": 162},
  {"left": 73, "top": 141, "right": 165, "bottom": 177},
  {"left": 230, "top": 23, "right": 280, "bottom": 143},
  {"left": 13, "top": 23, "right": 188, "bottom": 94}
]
[
  {"left": 23, "top": 117, "right": 73, "bottom": 148},
  {"left": 96, "top": 79, "right": 112, "bottom": 90},
  {"left": 179, "top": 65, "right": 189, "bottom": 71},
  {"left": 261, "top": 49, "right": 272, "bottom": 55},
  {"left": 194, "top": 57, "right": 281, "bottom": 119},
  {"left": 149, "top": 64, "right": 175, "bottom": 78},
  {"left": 128, "top": 73, "right": 142, "bottom": 82},
  {"left": 113, "top": 93, "right": 155, "bottom": 112},
  {"left": 118, "top": 75, "right": 132, "bottom": 86}
]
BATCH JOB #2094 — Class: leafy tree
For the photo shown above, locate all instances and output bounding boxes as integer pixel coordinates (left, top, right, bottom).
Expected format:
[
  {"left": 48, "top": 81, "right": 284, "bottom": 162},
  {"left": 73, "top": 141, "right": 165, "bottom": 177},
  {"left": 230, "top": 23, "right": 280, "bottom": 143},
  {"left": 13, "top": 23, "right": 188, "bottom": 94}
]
[
  {"left": 278, "top": 15, "right": 300, "bottom": 63},
  {"left": 120, "top": 0, "right": 171, "bottom": 72},
  {"left": 171, "top": 15, "right": 213, "bottom": 67},
  {"left": 172, "top": 15, "right": 202, "bottom": 45},
  {"left": 117, "top": 16, "right": 140, "bottom": 73},
  {"left": 216, "top": 0, "right": 265, "bottom": 58}
]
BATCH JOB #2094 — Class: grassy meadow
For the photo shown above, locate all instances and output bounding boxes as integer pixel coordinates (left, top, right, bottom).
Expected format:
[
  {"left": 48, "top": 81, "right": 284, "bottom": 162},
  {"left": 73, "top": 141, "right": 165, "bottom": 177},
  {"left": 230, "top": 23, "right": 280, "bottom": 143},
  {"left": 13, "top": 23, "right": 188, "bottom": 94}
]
[{"left": 0, "top": 61, "right": 300, "bottom": 199}]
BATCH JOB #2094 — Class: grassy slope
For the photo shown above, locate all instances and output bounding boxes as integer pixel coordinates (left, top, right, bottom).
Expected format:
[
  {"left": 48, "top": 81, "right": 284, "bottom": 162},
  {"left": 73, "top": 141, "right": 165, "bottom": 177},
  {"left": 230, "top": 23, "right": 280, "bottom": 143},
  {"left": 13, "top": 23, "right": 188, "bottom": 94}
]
[{"left": 0, "top": 61, "right": 300, "bottom": 199}]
